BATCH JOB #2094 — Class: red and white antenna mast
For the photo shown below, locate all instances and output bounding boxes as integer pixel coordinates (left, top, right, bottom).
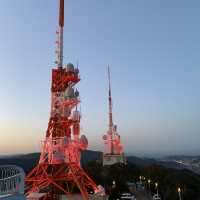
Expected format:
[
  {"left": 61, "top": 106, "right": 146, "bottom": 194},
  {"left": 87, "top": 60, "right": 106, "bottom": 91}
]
[
  {"left": 25, "top": 1, "right": 103, "bottom": 199},
  {"left": 108, "top": 65, "right": 114, "bottom": 154},
  {"left": 108, "top": 65, "right": 113, "bottom": 132},
  {"left": 103, "top": 66, "right": 125, "bottom": 166},
  {"left": 58, "top": 0, "right": 64, "bottom": 68}
]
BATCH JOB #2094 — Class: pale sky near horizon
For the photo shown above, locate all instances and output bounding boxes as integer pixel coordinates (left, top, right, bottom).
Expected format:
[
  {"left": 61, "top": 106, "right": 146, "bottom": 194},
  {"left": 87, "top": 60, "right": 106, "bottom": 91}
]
[{"left": 0, "top": 0, "right": 200, "bottom": 157}]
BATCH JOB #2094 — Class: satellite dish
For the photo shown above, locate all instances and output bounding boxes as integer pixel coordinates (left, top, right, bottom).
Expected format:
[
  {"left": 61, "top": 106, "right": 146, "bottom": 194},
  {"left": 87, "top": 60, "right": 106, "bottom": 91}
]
[
  {"left": 102, "top": 135, "right": 107, "bottom": 140},
  {"left": 80, "top": 135, "right": 88, "bottom": 145}
]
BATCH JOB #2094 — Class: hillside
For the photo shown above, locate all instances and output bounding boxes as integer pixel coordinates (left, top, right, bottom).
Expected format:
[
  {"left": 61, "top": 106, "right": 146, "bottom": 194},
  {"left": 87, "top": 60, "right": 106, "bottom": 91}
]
[
  {"left": 1, "top": 151, "right": 200, "bottom": 199},
  {"left": 0, "top": 150, "right": 158, "bottom": 173},
  {"left": 0, "top": 150, "right": 195, "bottom": 173},
  {"left": 84, "top": 161, "right": 200, "bottom": 199}
]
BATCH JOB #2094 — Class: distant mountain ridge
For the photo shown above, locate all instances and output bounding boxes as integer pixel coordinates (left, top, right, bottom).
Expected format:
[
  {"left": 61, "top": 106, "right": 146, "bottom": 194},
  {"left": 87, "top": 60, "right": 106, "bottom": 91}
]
[
  {"left": 163, "top": 155, "right": 200, "bottom": 160},
  {"left": 0, "top": 150, "right": 199, "bottom": 174},
  {"left": 0, "top": 150, "right": 157, "bottom": 172}
]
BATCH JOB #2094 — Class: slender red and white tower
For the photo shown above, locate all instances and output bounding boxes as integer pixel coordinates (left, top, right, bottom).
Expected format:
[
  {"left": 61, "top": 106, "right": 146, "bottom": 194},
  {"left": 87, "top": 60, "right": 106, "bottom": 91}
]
[
  {"left": 103, "top": 66, "right": 125, "bottom": 166},
  {"left": 25, "top": 1, "right": 102, "bottom": 199}
]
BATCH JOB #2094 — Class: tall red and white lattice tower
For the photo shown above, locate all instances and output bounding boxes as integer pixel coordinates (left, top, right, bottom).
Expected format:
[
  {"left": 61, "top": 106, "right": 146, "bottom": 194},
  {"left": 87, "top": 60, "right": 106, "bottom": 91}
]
[
  {"left": 102, "top": 66, "right": 125, "bottom": 166},
  {"left": 26, "top": 1, "right": 101, "bottom": 199}
]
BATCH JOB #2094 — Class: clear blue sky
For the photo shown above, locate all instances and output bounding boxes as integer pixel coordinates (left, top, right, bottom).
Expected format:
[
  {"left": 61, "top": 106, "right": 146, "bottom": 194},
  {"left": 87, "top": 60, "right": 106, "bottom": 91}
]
[{"left": 0, "top": 0, "right": 200, "bottom": 156}]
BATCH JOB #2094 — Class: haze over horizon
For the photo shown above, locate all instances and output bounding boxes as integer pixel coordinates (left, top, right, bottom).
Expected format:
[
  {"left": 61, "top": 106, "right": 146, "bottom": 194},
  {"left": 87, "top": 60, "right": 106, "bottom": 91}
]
[{"left": 0, "top": 0, "right": 200, "bottom": 157}]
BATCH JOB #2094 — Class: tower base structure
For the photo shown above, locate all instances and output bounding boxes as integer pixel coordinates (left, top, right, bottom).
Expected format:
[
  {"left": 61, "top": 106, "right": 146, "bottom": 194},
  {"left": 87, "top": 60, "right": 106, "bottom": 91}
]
[
  {"left": 26, "top": 162, "right": 101, "bottom": 200},
  {"left": 103, "top": 154, "right": 126, "bottom": 166}
]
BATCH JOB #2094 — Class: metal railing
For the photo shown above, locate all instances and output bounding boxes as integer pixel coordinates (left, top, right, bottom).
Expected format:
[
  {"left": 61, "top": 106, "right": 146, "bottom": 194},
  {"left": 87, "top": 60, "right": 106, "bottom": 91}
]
[{"left": 0, "top": 165, "right": 25, "bottom": 196}]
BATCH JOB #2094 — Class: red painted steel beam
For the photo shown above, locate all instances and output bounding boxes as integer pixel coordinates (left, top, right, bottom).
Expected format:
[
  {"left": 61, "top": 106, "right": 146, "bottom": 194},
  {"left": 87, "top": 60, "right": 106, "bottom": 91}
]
[{"left": 59, "top": 0, "right": 64, "bottom": 27}]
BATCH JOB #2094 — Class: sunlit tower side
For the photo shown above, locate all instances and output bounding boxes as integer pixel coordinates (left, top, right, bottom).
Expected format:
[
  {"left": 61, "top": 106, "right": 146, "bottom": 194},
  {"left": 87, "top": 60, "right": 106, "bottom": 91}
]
[
  {"left": 102, "top": 66, "right": 125, "bottom": 166},
  {"left": 25, "top": 1, "right": 102, "bottom": 199}
]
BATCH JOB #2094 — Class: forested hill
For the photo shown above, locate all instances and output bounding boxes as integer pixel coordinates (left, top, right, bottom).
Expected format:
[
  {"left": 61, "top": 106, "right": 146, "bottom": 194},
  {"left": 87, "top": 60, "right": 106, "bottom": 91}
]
[{"left": 0, "top": 150, "right": 195, "bottom": 173}]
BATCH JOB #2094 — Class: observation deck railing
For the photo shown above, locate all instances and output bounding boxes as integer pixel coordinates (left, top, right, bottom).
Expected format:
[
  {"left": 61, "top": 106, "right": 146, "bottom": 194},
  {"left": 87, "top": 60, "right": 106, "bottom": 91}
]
[{"left": 0, "top": 165, "right": 25, "bottom": 197}]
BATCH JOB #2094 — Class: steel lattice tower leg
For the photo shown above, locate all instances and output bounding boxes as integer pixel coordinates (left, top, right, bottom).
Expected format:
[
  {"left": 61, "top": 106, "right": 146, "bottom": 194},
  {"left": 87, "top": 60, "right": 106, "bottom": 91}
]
[{"left": 25, "top": 1, "right": 99, "bottom": 199}]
